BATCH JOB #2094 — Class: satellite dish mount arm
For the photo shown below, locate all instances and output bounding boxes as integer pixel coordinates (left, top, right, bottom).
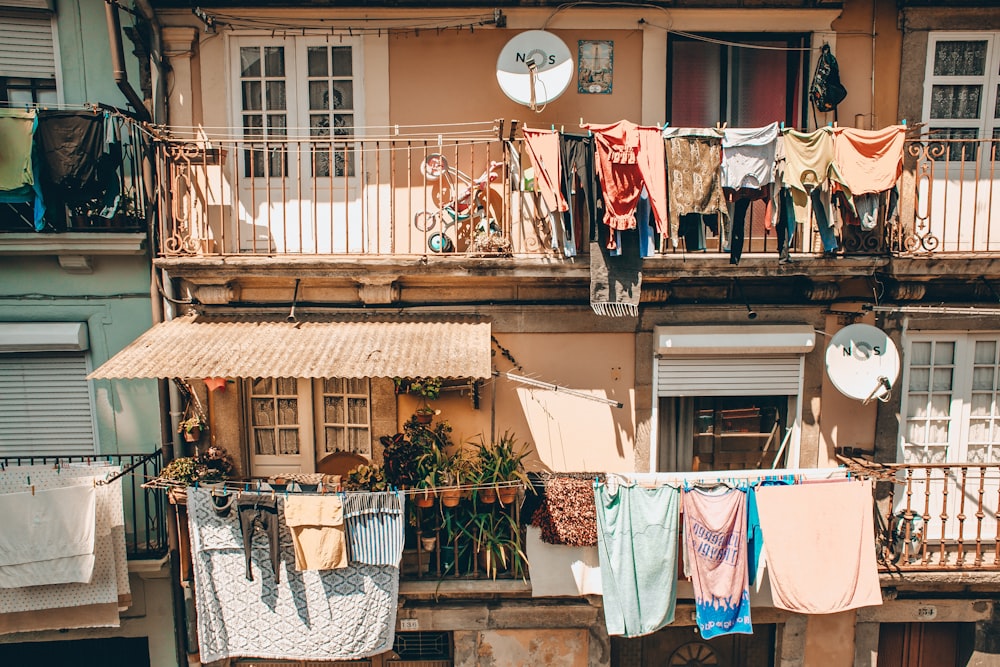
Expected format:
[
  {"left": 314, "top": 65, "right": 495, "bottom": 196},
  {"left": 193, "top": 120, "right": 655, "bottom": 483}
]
[{"left": 527, "top": 57, "right": 538, "bottom": 111}]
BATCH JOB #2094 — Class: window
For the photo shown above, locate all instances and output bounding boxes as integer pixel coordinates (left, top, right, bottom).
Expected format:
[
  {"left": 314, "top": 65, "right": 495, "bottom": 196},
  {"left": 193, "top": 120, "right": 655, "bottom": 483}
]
[
  {"left": 248, "top": 377, "right": 371, "bottom": 477},
  {"left": 900, "top": 333, "right": 1000, "bottom": 464},
  {"left": 660, "top": 395, "right": 794, "bottom": 472},
  {"left": 234, "top": 38, "right": 359, "bottom": 179},
  {"left": 923, "top": 32, "right": 1000, "bottom": 161},
  {"left": 0, "top": 11, "right": 57, "bottom": 106},
  {"left": 667, "top": 34, "right": 807, "bottom": 128}
]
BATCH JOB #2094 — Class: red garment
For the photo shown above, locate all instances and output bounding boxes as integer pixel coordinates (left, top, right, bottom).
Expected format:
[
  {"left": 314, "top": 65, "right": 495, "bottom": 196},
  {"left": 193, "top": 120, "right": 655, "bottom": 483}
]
[
  {"left": 587, "top": 121, "right": 668, "bottom": 239},
  {"left": 522, "top": 126, "right": 568, "bottom": 214}
]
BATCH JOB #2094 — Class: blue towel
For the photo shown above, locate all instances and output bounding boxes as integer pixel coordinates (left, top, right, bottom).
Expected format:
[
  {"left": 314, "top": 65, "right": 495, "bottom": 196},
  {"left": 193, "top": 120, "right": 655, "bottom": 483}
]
[{"left": 595, "top": 483, "right": 680, "bottom": 637}]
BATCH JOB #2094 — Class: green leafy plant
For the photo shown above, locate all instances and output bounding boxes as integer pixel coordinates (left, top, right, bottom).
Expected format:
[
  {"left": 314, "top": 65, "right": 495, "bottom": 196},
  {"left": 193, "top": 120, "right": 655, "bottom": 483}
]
[
  {"left": 394, "top": 376, "right": 443, "bottom": 401},
  {"left": 178, "top": 414, "right": 206, "bottom": 435},
  {"left": 475, "top": 431, "right": 533, "bottom": 489},
  {"left": 467, "top": 508, "right": 528, "bottom": 580},
  {"left": 160, "top": 446, "right": 235, "bottom": 486},
  {"left": 343, "top": 463, "right": 388, "bottom": 491}
]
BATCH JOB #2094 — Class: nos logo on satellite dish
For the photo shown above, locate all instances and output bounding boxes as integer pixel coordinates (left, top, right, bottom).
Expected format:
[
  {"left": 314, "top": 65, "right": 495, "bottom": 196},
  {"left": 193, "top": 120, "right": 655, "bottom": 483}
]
[
  {"left": 825, "top": 323, "right": 901, "bottom": 404},
  {"left": 496, "top": 31, "right": 573, "bottom": 108}
]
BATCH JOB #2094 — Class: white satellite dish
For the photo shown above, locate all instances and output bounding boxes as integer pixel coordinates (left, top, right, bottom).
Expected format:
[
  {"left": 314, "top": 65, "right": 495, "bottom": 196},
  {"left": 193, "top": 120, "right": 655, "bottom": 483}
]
[
  {"left": 496, "top": 30, "right": 573, "bottom": 108},
  {"left": 825, "top": 323, "right": 901, "bottom": 403}
]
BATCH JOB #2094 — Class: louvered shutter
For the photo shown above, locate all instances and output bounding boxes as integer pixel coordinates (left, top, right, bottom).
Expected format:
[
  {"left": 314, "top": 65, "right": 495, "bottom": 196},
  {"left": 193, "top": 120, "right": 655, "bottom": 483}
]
[
  {"left": 0, "top": 11, "right": 56, "bottom": 80},
  {"left": 656, "top": 356, "right": 803, "bottom": 397},
  {"left": 0, "top": 354, "right": 97, "bottom": 457}
]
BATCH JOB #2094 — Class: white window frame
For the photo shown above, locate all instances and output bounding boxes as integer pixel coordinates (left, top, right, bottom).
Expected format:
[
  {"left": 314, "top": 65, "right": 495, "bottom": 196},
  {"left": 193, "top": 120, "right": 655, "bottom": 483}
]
[
  {"left": 922, "top": 31, "right": 1000, "bottom": 160},
  {"left": 898, "top": 331, "right": 1000, "bottom": 464},
  {"left": 247, "top": 377, "right": 372, "bottom": 478},
  {"left": 227, "top": 34, "right": 365, "bottom": 183}
]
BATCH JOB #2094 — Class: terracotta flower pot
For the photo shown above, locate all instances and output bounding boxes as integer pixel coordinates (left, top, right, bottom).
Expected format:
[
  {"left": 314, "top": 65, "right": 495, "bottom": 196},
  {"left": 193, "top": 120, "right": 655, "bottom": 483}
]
[
  {"left": 415, "top": 412, "right": 433, "bottom": 425},
  {"left": 414, "top": 489, "right": 436, "bottom": 508},
  {"left": 478, "top": 487, "right": 497, "bottom": 504},
  {"left": 183, "top": 427, "right": 201, "bottom": 442},
  {"left": 441, "top": 489, "right": 462, "bottom": 507},
  {"left": 498, "top": 487, "right": 518, "bottom": 505}
]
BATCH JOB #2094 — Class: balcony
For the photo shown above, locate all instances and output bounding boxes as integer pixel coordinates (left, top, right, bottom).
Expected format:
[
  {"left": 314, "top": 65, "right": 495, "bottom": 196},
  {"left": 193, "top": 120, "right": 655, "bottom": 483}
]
[
  {"left": 0, "top": 451, "right": 167, "bottom": 560},
  {"left": 153, "top": 129, "right": 1000, "bottom": 263},
  {"left": 848, "top": 460, "right": 1000, "bottom": 572}
]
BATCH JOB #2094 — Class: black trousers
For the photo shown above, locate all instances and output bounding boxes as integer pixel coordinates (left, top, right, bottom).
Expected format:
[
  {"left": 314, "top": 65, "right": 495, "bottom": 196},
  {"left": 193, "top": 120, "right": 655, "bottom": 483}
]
[
  {"left": 559, "top": 133, "right": 602, "bottom": 246},
  {"left": 237, "top": 496, "right": 280, "bottom": 583}
]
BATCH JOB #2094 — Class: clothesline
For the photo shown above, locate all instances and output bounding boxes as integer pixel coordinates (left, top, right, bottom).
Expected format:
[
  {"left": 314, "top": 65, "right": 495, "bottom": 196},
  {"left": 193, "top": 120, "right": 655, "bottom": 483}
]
[{"left": 600, "top": 466, "right": 852, "bottom": 490}]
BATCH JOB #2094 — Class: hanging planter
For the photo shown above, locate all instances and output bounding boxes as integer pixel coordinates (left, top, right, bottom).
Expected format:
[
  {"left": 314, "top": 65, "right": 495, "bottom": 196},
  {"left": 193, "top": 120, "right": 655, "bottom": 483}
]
[
  {"left": 414, "top": 489, "right": 437, "bottom": 508},
  {"left": 498, "top": 486, "right": 518, "bottom": 505},
  {"left": 478, "top": 487, "right": 498, "bottom": 504},
  {"left": 178, "top": 415, "right": 207, "bottom": 443},
  {"left": 440, "top": 488, "right": 462, "bottom": 507}
]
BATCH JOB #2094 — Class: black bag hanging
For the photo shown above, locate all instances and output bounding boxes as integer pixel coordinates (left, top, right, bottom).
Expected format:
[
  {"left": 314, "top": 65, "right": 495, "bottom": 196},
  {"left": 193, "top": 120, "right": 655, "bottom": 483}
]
[{"left": 809, "top": 43, "right": 848, "bottom": 124}]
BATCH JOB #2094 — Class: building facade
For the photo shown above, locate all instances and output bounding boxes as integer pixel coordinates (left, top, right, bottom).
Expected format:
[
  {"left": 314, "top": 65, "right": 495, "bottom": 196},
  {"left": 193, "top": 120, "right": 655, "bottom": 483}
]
[{"left": 5, "top": 0, "right": 1000, "bottom": 665}]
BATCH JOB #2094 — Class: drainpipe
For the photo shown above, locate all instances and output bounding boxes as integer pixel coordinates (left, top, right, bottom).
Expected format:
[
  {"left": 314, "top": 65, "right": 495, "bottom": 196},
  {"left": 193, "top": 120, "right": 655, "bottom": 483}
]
[
  {"left": 105, "top": 0, "right": 152, "bottom": 122},
  {"left": 131, "top": 0, "right": 167, "bottom": 125}
]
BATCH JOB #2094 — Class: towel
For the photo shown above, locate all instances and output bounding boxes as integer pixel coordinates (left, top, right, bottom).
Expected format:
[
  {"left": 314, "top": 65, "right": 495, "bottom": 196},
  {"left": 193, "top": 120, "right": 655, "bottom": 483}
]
[
  {"left": 0, "top": 109, "right": 36, "bottom": 191},
  {"left": 523, "top": 126, "right": 568, "bottom": 214},
  {"left": 589, "top": 226, "right": 641, "bottom": 317},
  {"left": 683, "top": 488, "right": 751, "bottom": 638},
  {"left": 284, "top": 494, "right": 348, "bottom": 571},
  {"left": 595, "top": 483, "right": 680, "bottom": 637},
  {"left": 833, "top": 125, "right": 906, "bottom": 195},
  {"left": 0, "top": 465, "right": 129, "bottom": 630},
  {"left": 530, "top": 475, "right": 599, "bottom": 547},
  {"left": 0, "top": 484, "right": 97, "bottom": 588},
  {"left": 342, "top": 491, "right": 406, "bottom": 567},
  {"left": 754, "top": 480, "right": 882, "bottom": 614},
  {"left": 187, "top": 488, "right": 398, "bottom": 663}
]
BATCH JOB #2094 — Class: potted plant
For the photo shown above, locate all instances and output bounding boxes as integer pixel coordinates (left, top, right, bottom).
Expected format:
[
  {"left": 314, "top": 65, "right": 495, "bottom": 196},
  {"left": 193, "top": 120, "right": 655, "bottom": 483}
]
[
  {"left": 158, "top": 445, "right": 236, "bottom": 503},
  {"left": 440, "top": 449, "right": 473, "bottom": 508},
  {"left": 178, "top": 414, "right": 207, "bottom": 442},
  {"left": 413, "top": 405, "right": 438, "bottom": 425},
  {"left": 477, "top": 431, "right": 533, "bottom": 505},
  {"left": 342, "top": 463, "right": 388, "bottom": 491},
  {"left": 413, "top": 443, "right": 450, "bottom": 507},
  {"left": 467, "top": 509, "right": 528, "bottom": 580}
]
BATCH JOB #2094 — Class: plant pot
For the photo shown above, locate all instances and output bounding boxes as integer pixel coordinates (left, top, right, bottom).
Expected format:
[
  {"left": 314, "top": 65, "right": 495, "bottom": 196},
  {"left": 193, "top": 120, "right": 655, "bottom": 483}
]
[
  {"left": 415, "top": 412, "right": 433, "bottom": 425},
  {"left": 477, "top": 487, "right": 497, "bottom": 504},
  {"left": 441, "top": 489, "right": 462, "bottom": 507},
  {"left": 183, "top": 427, "right": 201, "bottom": 442},
  {"left": 421, "top": 536, "right": 437, "bottom": 552},
  {"left": 498, "top": 487, "right": 518, "bottom": 505},
  {"left": 414, "top": 489, "right": 436, "bottom": 508}
]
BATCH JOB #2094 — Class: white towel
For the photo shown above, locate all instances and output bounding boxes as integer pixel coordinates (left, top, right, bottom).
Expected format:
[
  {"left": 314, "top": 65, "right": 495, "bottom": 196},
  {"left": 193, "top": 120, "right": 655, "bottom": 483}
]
[{"left": 0, "top": 484, "right": 96, "bottom": 588}]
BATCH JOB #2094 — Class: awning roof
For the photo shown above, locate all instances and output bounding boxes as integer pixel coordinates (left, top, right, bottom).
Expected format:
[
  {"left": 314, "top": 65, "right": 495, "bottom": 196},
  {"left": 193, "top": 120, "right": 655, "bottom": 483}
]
[{"left": 88, "top": 314, "right": 492, "bottom": 380}]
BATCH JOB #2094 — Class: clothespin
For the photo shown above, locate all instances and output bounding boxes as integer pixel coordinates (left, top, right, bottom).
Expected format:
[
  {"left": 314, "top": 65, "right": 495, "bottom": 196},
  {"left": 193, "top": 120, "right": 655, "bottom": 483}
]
[
  {"left": 780, "top": 122, "right": 785, "bottom": 130},
  {"left": 550, "top": 124, "right": 555, "bottom": 131},
  {"left": 394, "top": 124, "right": 399, "bottom": 136},
  {"left": 901, "top": 119, "right": 907, "bottom": 126}
]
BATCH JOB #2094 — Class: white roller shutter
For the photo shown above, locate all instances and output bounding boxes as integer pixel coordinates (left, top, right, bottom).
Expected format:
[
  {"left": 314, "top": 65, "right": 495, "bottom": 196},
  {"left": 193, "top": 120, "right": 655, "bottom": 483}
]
[
  {"left": 656, "top": 355, "right": 803, "bottom": 397},
  {"left": 0, "top": 11, "right": 56, "bottom": 79},
  {"left": 0, "top": 354, "right": 97, "bottom": 457}
]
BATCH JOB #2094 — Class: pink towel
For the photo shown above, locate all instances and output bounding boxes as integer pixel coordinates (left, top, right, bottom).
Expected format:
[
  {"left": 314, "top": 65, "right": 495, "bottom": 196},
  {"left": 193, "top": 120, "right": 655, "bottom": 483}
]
[
  {"left": 522, "top": 127, "right": 568, "bottom": 214},
  {"left": 754, "top": 480, "right": 882, "bottom": 614}
]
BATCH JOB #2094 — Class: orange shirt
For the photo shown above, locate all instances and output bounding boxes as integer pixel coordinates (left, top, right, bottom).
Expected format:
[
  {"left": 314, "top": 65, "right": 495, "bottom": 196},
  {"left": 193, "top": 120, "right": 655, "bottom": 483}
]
[{"left": 833, "top": 125, "right": 906, "bottom": 195}]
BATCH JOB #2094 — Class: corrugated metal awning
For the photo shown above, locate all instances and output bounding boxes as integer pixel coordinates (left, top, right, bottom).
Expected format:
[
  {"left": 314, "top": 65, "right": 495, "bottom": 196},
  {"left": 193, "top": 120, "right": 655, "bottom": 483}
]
[{"left": 88, "top": 314, "right": 492, "bottom": 380}]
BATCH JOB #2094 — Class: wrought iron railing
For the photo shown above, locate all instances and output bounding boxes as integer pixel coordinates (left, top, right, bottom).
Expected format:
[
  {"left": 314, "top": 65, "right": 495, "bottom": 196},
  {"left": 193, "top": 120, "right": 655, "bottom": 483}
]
[
  {"left": 850, "top": 461, "right": 1000, "bottom": 571},
  {"left": 153, "top": 130, "right": 1000, "bottom": 260},
  {"left": 404, "top": 485, "right": 527, "bottom": 582},
  {"left": 0, "top": 451, "right": 167, "bottom": 560},
  {"left": 895, "top": 136, "right": 1000, "bottom": 254}
]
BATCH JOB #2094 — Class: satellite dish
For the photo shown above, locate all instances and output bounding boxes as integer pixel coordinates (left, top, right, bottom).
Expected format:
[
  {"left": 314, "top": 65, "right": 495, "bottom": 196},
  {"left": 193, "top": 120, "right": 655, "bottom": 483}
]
[
  {"left": 825, "top": 323, "right": 900, "bottom": 403},
  {"left": 496, "top": 31, "right": 573, "bottom": 108}
]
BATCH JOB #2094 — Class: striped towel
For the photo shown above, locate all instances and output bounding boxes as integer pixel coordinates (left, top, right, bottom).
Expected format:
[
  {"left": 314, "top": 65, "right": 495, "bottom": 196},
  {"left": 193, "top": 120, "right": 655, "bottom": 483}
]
[{"left": 341, "top": 492, "right": 405, "bottom": 567}]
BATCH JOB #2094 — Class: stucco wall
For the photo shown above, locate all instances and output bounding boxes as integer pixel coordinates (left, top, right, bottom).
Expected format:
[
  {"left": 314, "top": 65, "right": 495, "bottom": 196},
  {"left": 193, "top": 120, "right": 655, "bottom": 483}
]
[
  {"left": 0, "top": 255, "right": 159, "bottom": 456},
  {"left": 832, "top": 0, "right": 902, "bottom": 130}
]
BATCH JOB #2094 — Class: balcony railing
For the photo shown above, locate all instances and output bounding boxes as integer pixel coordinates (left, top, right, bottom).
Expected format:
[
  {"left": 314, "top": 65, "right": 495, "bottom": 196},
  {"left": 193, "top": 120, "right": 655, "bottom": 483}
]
[
  {"left": 849, "top": 461, "right": 1000, "bottom": 571},
  {"left": 896, "top": 136, "right": 1000, "bottom": 255},
  {"left": 0, "top": 451, "right": 167, "bottom": 560},
  {"left": 154, "top": 129, "right": 1000, "bottom": 260}
]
